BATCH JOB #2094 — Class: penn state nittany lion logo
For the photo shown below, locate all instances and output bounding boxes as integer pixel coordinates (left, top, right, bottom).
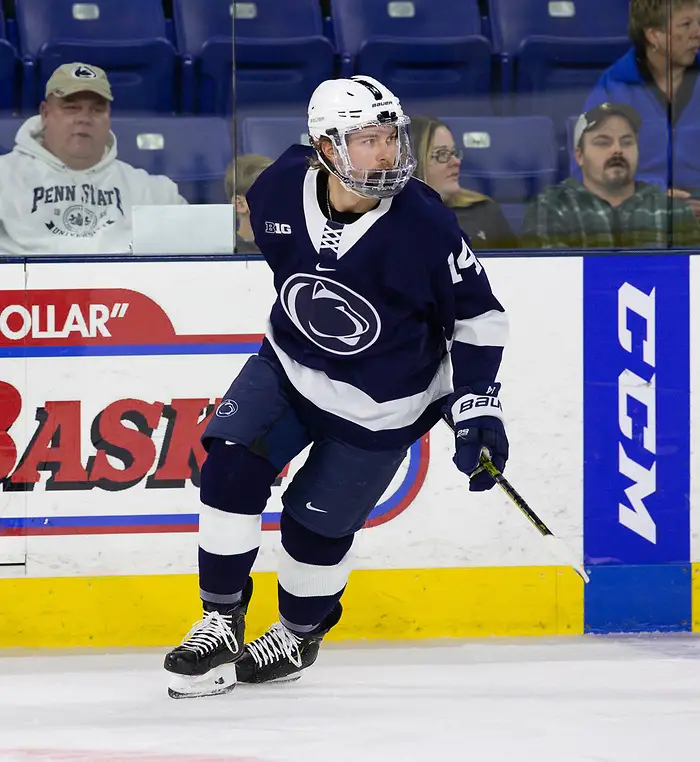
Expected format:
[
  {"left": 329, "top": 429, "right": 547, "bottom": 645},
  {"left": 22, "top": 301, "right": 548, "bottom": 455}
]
[
  {"left": 215, "top": 399, "right": 239, "bottom": 418},
  {"left": 73, "top": 65, "right": 98, "bottom": 79},
  {"left": 280, "top": 274, "right": 381, "bottom": 356}
]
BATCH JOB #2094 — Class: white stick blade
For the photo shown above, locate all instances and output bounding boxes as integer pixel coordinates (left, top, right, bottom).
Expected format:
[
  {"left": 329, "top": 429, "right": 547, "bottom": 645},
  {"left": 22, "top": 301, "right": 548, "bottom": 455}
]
[{"left": 541, "top": 534, "right": 590, "bottom": 583}]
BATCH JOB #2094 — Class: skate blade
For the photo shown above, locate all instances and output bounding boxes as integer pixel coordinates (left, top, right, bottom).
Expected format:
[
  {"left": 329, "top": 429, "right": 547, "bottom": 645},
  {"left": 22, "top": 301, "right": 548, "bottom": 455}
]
[
  {"left": 239, "top": 673, "right": 303, "bottom": 686},
  {"left": 167, "top": 662, "right": 238, "bottom": 699}
]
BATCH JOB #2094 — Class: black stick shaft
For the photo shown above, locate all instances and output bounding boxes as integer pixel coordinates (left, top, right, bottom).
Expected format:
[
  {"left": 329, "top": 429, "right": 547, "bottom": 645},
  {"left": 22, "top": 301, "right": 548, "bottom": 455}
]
[{"left": 479, "top": 455, "right": 554, "bottom": 538}]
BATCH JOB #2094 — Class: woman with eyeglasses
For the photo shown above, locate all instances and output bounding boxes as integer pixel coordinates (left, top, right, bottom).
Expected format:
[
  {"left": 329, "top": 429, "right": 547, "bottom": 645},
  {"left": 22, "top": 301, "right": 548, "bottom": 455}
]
[{"left": 410, "top": 116, "right": 515, "bottom": 250}]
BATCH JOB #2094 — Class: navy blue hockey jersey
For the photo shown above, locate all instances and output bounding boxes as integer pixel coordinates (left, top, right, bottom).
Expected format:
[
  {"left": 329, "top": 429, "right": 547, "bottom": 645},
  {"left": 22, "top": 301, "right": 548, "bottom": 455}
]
[{"left": 246, "top": 145, "right": 508, "bottom": 449}]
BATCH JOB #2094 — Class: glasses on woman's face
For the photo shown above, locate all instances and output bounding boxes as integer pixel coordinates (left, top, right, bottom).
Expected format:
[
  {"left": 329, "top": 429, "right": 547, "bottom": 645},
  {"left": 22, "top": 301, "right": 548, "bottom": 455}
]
[{"left": 430, "top": 147, "right": 463, "bottom": 163}]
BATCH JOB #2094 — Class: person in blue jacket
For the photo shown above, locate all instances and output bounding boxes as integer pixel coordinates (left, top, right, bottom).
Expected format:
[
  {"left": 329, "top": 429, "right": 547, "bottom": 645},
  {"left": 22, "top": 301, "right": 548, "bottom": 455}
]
[{"left": 573, "top": 0, "right": 700, "bottom": 217}]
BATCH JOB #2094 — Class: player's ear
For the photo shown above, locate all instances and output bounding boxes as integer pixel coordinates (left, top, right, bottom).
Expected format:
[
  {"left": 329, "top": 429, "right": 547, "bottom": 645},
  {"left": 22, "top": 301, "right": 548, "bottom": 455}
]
[
  {"left": 234, "top": 195, "right": 249, "bottom": 214},
  {"left": 319, "top": 137, "right": 334, "bottom": 163},
  {"left": 574, "top": 146, "right": 584, "bottom": 169}
]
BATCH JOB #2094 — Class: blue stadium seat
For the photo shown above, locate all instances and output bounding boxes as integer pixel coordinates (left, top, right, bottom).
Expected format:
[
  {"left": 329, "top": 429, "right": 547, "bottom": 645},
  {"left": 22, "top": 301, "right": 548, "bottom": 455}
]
[
  {"left": 488, "top": 0, "right": 629, "bottom": 129},
  {"left": 110, "top": 116, "right": 232, "bottom": 204},
  {"left": 440, "top": 116, "right": 558, "bottom": 203},
  {"left": 173, "top": 0, "right": 334, "bottom": 114},
  {"left": 331, "top": 0, "right": 492, "bottom": 112},
  {"left": 0, "top": 9, "right": 18, "bottom": 113},
  {"left": 15, "top": 0, "right": 177, "bottom": 113},
  {"left": 0, "top": 116, "right": 23, "bottom": 152},
  {"left": 240, "top": 116, "right": 310, "bottom": 159}
]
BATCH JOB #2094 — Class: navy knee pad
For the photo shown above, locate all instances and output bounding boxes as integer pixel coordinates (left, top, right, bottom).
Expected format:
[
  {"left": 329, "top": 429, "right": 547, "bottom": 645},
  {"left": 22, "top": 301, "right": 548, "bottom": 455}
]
[
  {"left": 200, "top": 438, "right": 279, "bottom": 515},
  {"left": 282, "top": 439, "right": 407, "bottom": 538},
  {"left": 280, "top": 510, "right": 353, "bottom": 566}
]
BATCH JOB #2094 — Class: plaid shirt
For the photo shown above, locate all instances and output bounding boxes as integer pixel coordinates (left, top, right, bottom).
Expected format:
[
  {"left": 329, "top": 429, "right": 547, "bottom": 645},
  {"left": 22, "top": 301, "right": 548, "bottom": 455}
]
[{"left": 520, "top": 179, "right": 699, "bottom": 249}]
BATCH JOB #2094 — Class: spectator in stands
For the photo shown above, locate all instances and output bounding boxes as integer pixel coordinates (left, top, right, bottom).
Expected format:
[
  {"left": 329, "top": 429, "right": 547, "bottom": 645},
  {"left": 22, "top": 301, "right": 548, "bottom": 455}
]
[
  {"left": 225, "top": 153, "right": 273, "bottom": 254},
  {"left": 577, "top": 0, "right": 700, "bottom": 216},
  {"left": 524, "top": 103, "right": 698, "bottom": 248},
  {"left": 410, "top": 116, "right": 515, "bottom": 250},
  {"left": 0, "top": 62, "right": 185, "bottom": 256}
]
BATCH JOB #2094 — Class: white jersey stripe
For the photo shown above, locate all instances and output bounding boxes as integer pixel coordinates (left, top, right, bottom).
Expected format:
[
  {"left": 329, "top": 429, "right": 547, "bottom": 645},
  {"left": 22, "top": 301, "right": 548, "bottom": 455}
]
[
  {"left": 266, "top": 326, "right": 453, "bottom": 432},
  {"left": 453, "top": 309, "right": 509, "bottom": 347}
]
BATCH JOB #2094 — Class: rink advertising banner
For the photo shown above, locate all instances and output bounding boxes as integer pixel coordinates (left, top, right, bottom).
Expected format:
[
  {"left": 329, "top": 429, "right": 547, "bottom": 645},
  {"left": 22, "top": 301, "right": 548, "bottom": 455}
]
[
  {"left": 0, "top": 257, "right": 590, "bottom": 645},
  {"left": 0, "top": 286, "right": 427, "bottom": 536},
  {"left": 583, "top": 255, "right": 691, "bottom": 632},
  {"left": 3, "top": 254, "right": 699, "bottom": 645}
]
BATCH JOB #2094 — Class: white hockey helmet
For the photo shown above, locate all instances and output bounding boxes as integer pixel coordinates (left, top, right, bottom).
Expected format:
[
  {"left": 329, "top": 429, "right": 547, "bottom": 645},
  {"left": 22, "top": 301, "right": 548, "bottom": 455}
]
[{"left": 307, "top": 75, "right": 416, "bottom": 199}]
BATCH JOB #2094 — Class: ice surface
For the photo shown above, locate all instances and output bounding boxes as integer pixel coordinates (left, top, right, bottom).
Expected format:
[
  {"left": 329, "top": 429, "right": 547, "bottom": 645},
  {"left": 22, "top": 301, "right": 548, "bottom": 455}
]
[{"left": 1, "top": 635, "right": 699, "bottom": 762}]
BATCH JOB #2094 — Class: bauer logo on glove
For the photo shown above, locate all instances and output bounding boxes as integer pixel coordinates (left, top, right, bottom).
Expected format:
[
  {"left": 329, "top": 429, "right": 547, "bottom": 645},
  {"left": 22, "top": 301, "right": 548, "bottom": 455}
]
[
  {"left": 447, "top": 382, "right": 509, "bottom": 492},
  {"left": 457, "top": 394, "right": 503, "bottom": 417}
]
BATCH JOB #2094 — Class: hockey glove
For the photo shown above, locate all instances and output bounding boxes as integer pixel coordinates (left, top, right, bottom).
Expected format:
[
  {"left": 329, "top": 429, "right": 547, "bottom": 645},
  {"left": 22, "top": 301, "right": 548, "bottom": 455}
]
[{"left": 448, "top": 382, "right": 509, "bottom": 492}]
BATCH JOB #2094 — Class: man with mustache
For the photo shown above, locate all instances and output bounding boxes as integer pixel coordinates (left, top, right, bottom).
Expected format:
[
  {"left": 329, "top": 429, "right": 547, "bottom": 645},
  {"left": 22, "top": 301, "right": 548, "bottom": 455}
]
[{"left": 521, "top": 102, "right": 698, "bottom": 248}]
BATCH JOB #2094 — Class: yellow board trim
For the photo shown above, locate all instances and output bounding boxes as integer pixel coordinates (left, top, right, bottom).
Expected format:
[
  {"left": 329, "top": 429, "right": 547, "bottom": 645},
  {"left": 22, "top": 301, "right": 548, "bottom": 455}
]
[
  {"left": 0, "top": 566, "right": 583, "bottom": 648},
  {"left": 693, "top": 563, "right": 700, "bottom": 632}
]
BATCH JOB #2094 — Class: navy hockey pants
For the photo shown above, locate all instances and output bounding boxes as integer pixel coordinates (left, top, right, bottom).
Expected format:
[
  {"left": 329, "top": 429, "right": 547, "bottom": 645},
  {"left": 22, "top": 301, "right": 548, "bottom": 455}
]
[{"left": 197, "top": 353, "right": 407, "bottom": 629}]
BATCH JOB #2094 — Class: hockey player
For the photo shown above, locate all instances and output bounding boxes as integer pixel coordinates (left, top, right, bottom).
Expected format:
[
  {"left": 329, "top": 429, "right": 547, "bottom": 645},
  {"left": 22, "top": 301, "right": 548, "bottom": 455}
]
[{"left": 164, "top": 75, "right": 510, "bottom": 698}]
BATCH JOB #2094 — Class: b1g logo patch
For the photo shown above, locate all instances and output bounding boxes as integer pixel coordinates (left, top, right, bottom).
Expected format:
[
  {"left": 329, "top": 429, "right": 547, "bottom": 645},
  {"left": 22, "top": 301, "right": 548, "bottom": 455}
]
[{"left": 265, "top": 221, "right": 292, "bottom": 235}]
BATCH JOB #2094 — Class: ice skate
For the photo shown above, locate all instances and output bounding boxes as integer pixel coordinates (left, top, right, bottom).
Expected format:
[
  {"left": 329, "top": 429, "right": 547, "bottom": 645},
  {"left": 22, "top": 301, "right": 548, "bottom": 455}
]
[
  {"left": 236, "top": 603, "right": 342, "bottom": 684},
  {"left": 164, "top": 577, "right": 252, "bottom": 698}
]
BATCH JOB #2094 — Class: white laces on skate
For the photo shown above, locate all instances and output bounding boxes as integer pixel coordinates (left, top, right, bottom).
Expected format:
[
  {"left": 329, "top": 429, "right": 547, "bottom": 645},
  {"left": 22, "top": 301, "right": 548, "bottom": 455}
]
[
  {"left": 179, "top": 611, "right": 239, "bottom": 657},
  {"left": 246, "top": 622, "right": 303, "bottom": 669}
]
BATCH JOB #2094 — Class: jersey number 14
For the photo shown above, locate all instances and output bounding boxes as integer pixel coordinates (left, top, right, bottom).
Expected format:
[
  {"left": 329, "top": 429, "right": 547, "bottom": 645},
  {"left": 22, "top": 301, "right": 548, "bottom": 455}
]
[{"left": 448, "top": 239, "right": 482, "bottom": 284}]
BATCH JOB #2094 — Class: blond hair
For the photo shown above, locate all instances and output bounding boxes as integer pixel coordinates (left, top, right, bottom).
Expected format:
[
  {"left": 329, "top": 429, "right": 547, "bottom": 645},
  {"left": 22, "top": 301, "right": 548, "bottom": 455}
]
[
  {"left": 628, "top": 0, "right": 700, "bottom": 49},
  {"left": 224, "top": 154, "right": 274, "bottom": 201},
  {"left": 409, "top": 115, "right": 489, "bottom": 208}
]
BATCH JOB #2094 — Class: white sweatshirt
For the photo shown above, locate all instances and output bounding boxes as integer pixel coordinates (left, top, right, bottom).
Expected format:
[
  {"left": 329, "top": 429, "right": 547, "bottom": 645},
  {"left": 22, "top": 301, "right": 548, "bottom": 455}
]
[{"left": 0, "top": 116, "right": 187, "bottom": 255}]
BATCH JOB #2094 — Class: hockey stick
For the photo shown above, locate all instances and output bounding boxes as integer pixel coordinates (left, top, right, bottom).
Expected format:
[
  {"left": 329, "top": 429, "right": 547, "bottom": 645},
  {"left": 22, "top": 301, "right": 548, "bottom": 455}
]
[{"left": 476, "top": 453, "right": 590, "bottom": 583}]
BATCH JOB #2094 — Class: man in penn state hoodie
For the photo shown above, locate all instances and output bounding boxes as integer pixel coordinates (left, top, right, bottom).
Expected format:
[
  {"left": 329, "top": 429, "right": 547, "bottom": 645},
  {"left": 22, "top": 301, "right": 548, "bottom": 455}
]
[{"left": 0, "top": 62, "right": 186, "bottom": 255}]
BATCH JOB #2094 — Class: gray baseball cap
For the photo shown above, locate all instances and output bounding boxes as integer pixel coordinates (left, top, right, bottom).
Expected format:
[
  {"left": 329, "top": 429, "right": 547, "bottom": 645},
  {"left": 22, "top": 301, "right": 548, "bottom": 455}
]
[{"left": 574, "top": 102, "right": 641, "bottom": 148}]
